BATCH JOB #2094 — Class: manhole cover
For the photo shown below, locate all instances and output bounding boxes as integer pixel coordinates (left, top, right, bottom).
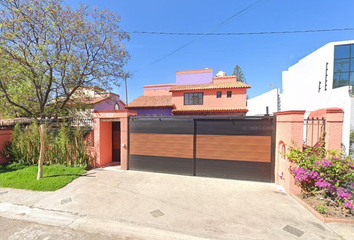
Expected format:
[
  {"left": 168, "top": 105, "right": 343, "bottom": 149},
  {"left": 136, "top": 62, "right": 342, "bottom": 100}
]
[
  {"left": 0, "top": 191, "right": 8, "bottom": 195},
  {"left": 60, "top": 197, "right": 72, "bottom": 205},
  {"left": 283, "top": 225, "right": 305, "bottom": 237},
  {"left": 150, "top": 209, "right": 164, "bottom": 218}
]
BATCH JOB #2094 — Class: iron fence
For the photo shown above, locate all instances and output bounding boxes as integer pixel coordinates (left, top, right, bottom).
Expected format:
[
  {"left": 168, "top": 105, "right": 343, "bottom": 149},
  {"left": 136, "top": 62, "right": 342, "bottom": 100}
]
[
  {"left": 303, "top": 117, "right": 325, "bottom": 146},
  {"left": 0, "top": 117, "right": 94, "bottom": 130}
]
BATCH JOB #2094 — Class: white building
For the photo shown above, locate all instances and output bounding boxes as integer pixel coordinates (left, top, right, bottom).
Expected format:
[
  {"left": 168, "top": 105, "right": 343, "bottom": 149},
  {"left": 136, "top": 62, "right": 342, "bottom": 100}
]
[{"left": 248, "top": 40, "right": 354, "bottom": 152}]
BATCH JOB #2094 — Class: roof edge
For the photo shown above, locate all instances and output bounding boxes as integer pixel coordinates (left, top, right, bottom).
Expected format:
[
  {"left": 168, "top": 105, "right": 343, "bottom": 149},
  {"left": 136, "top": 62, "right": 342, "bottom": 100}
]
[{"left": 176, "top": 69, "right": 213, "bottom": 75}]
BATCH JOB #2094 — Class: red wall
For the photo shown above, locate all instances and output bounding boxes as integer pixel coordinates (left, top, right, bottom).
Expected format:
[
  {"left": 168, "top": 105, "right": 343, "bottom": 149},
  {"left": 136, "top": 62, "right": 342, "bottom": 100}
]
[
  {"left": 99, "top": 121, "right": 112, "bottom": 166},
  {"left": 0, "top": 129, "right": 12, "bottom": 164}
]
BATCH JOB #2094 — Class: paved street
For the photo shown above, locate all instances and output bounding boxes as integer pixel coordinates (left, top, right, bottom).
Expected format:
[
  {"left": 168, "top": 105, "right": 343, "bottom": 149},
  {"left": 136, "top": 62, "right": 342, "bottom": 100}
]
[
  {"left": 0, "top": 216, "right": 129, "bottom": 240},
  {"left": 0, "top": 168, "right": 353, "bottom": 240}
]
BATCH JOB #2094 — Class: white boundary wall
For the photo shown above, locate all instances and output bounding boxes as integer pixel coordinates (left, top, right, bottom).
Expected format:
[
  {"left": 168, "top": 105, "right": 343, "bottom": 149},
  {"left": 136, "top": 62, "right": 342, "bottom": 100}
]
[
  {"left": 248, "top": 40, "right": 354, "bottom": 153},
  {"left": 247, "top": 88, "right": 279, "bottom": 116}
]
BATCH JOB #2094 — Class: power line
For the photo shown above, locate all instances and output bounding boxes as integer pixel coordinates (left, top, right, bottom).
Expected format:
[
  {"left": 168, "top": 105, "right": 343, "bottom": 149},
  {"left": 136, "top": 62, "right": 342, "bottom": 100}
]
[
  {"left": 132, "top": 0, "right": 268, "bottom": 73},
  {"left": 129, "top": 27, "right": 354, "bottom": 36}
]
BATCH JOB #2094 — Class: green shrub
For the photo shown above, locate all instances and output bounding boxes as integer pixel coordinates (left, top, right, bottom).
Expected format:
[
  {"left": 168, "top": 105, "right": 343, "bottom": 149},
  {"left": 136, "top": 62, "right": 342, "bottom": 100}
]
[
  {"left": 1, "top": 122, "right": 93, "bottom": 169},
  {"left": 287, "top": 141, "right": 354, "bottom": 210},
  {"left": 317, "top": 205, "right": 327, "bottom": 214}
]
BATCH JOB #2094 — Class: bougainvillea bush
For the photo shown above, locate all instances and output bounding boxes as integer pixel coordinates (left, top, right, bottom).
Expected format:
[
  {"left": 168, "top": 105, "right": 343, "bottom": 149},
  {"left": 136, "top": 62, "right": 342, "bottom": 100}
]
[{"left": 287, "top": 142, "right": 354, "bottom": 211}]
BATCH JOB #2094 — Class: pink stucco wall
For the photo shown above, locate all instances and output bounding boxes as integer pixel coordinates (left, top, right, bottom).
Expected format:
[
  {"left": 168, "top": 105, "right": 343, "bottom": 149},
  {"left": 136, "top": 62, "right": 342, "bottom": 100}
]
[
  {"left": 323, "top": 108, "right": 344, "bottom": 151},
  {"left": 274, "top": 108, "right": 344, "bottom": 195},
  {"left": 93, "top": 110, "right": 137, "bottom": 169},
  {"left": 99, "top": 121, "right": 112, "bottom": 166},
  {"left": 0, "top": 129, "right": 12, "bottom": 164},
  {"left": 172, "top": 88, "right": 247, "bottom": 109},
  {"left": 143, "top": 84, "right": 175, "bottom": 96},
  {"left": 274, "top": 110, "right": 305, "bottom": 194}
]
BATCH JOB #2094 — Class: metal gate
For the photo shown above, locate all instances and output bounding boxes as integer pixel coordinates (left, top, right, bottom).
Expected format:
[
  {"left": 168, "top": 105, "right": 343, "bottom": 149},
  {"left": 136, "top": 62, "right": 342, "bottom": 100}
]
[{"left": 128, "top": 116, "right": 275, "bottom": 182}]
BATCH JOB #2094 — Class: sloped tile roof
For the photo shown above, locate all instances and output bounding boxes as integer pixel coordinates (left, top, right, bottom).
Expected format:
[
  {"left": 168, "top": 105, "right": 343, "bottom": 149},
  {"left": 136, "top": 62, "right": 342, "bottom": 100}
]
[
  {"left": 172, "top": 107, "right": 248, "bottom": 113},
  {"left": 127, "top": 95, "right": 173, "bottom": 108},
  {"left": 169, "top": 82, "right": 250, "bottom": 92}
]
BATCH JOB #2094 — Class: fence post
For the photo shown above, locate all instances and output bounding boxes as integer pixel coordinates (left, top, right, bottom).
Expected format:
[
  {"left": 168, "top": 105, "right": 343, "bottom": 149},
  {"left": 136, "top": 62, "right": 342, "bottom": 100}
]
[
  {"left": 323, "top": 108, "right": 344, "bottom": 151},
  {"left": 274, "top": 110, "right": 305, "bottom": 194}
]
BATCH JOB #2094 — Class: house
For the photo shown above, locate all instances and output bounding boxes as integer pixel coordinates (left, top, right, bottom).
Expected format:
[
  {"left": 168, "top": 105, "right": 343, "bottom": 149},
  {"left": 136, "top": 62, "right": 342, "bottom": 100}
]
[
  {"left": 128, "top": 68, "right": 250, "bottom": 116},
  {"left": 65, "top": 86, "right": 126, "bottom": 117},
  {"left": 247, "top": 40, "right": 354, "bottom": 153}
]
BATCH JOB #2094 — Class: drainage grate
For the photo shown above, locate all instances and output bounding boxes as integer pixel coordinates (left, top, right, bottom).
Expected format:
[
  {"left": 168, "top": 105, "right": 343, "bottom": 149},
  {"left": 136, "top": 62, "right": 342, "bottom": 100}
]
[
  {"left": 0, "top": 191, "right": 8, "bottom": 195},
  {"left": 60, "top": 197, "right": 72, "bottom": 205},
  {"left": 283, "top": 225, "right": 305, "bottom": 237},
  {"left": 150, "top": 209, "right": 164, "bottom": 218}
]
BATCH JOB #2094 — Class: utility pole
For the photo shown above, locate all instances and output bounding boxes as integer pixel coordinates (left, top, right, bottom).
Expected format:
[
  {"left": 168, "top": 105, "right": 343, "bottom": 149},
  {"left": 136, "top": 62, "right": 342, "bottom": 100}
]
[{"left": 124, "top": 74, "right": 128, "bottom": 105}]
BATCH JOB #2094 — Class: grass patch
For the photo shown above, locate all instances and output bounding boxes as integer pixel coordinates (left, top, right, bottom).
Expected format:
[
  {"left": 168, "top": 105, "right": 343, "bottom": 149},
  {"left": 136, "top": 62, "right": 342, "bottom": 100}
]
[{"left": 0, "top": 163, "right": 85, "bottom": 191}]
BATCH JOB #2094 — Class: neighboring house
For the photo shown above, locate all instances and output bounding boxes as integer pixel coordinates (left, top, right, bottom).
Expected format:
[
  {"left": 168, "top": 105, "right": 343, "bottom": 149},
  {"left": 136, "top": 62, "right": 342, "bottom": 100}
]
[
  {"left": 64, "top": 86, "right": 126, "bottom": 117},
  {"left": 128, "top": 68, "right": 250, "bottom": 116},
  {"left": 247, "top": 40, "right": 354, "bottom": 152}
]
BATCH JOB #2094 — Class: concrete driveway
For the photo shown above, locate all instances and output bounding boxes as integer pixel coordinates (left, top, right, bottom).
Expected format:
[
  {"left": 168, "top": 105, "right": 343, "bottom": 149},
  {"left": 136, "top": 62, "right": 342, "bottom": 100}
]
[{"left": 0, "top": 168, "right": 352, "bottom": 240}]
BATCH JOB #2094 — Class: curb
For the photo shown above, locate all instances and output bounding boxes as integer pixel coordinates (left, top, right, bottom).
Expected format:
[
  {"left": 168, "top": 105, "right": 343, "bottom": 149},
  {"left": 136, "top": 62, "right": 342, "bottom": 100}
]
[
  {"left": 290, "top": 193, "right": 354, "bottom": 224},
  {"left": 0, "top": 202, "right": 208, "bottom": 240}
]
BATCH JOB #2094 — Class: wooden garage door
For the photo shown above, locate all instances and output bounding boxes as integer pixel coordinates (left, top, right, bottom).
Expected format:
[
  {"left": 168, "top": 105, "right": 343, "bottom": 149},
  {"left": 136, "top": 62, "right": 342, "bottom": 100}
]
[
  {"left": 128, "top": 117, "right": 275, "bottom": 182},
  {"left": 129, "top": 118, "right": 194, "bottom": 175},
  {"left": 195, "top": 119, "right": 274, "bottom": 182}
]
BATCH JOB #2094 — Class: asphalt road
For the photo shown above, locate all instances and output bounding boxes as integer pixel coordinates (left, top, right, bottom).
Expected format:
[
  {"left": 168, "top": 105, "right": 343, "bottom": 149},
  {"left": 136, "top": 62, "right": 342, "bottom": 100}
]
[{"left": 0, "top": 216, "right": 133, "bottom": 240}]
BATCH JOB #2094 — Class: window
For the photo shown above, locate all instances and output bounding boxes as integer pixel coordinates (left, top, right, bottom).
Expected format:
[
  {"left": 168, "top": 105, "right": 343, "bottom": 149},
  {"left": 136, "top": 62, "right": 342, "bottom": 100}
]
[
  {"left": 216, "top": 91, "right": 222, "bottom": 98},
  {"left": 153, "top": 113, "right": 157, "bottom": 117},
  {"left": 333, "top": 44, "right": 354, "bottom": 89},
  {"left": 159, "top": 113, "right": 164, "bottom": 116},
  {"left": 114, "top": 103, "right": 119, "bottom": 110},
  {"left": 184, "top": 92, "right": 203, "bottom": 105},
  {"left": 140, "top": 113, "right": 144, "bottom": 116},
  {"left": 146, "top": 113, "right": 150, "bottom": 116},
  {"left": 227, "top": 91, "right": 232, "bottom": 98}
]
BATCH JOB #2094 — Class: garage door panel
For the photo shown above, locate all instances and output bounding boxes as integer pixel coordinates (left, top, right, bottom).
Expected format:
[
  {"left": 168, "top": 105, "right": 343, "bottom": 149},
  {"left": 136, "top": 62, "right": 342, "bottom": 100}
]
[
  {"left": 129, "top": 117, "right": 275, "bottom": 182},
  {"left": 196, "top": 135, "right": 271, "bottom": 163},
  {"left": 196, "top": 159, "right": 271, "bottom": 182},
  {"left": 130, "top": 133, "right": 193, "bottom": 159},
  {"left": 196, "top": 119, "right": 273, "bottom": 136},
  {"left": 129, "top": 155, "right": 193, "bottom": 176}
]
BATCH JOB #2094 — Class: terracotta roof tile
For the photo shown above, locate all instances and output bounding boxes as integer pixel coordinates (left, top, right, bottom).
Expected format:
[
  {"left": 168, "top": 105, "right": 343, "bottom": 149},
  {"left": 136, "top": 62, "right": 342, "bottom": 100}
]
[
  {"left": 169, "top": 82, "right": 250, "bottom": 92},
  {"left": 172, "top": 107, "right": 248, "bottom": 113},
  {"left": 127, "top": 95, "right": 173, "bottom": 108}
]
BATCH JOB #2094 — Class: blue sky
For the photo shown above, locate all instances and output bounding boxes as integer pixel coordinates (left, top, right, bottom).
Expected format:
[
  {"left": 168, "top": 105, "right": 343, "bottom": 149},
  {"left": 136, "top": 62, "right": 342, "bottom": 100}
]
[{"left": 71, "top": 0, "right": 354, "bottom": 102}]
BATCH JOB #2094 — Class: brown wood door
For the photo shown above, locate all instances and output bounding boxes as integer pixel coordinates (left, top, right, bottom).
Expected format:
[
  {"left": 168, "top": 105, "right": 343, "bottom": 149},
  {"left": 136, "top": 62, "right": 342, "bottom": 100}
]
[{"left": 112, "top": 122, "right": 121, "bottom": 162}]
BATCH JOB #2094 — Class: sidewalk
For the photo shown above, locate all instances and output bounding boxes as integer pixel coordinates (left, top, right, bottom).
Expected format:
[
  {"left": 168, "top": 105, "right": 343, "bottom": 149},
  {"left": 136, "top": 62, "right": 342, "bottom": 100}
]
[{"left": 0, "top": 168, "right": 352, "bottom": 240}]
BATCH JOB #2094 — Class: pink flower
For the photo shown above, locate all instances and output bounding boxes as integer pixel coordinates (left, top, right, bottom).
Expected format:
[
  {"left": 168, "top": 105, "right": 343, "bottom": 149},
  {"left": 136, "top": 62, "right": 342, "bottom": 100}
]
[{"left": 344, "top": 201, "right": 354, "bottom": 209}]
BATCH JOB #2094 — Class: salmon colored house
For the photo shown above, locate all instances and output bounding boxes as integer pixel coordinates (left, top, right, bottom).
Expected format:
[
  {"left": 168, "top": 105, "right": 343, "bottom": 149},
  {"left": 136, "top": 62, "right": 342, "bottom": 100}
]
[{"left": 128, "top": 69, "right": 250, "bottom": 116}]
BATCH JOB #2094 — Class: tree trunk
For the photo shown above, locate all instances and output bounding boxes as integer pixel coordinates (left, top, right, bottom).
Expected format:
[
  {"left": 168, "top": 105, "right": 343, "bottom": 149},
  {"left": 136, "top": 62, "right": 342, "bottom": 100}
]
[{"left": 37, "top": 124, "right": 45, "bottom": 180}]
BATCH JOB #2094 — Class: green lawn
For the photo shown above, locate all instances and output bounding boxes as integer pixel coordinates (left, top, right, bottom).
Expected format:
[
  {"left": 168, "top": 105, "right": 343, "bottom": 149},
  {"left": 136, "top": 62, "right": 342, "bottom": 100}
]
[{"left": 0, "top": 163, "right": 86, "bottom": 191}]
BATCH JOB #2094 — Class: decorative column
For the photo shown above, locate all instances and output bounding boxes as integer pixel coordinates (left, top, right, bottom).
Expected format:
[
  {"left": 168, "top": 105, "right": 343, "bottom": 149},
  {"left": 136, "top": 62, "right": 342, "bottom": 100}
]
[{"left": 274, "top": 110, "right": 305, "bottom": 194}]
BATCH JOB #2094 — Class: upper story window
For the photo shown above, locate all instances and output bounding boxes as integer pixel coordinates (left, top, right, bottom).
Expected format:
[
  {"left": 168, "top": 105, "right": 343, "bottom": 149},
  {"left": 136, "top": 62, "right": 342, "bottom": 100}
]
[
  {"left": 184, "top": 92, "right": 203, "bottom": 105},
  {"left": 216, "top": 91, "right": 222, "bottom": 98},
  {"left": 227, "top": 91, "right": 232, "bottom": 98},
  {"left": 333, "top": 44, "right": 354, "bottom": 89}
]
